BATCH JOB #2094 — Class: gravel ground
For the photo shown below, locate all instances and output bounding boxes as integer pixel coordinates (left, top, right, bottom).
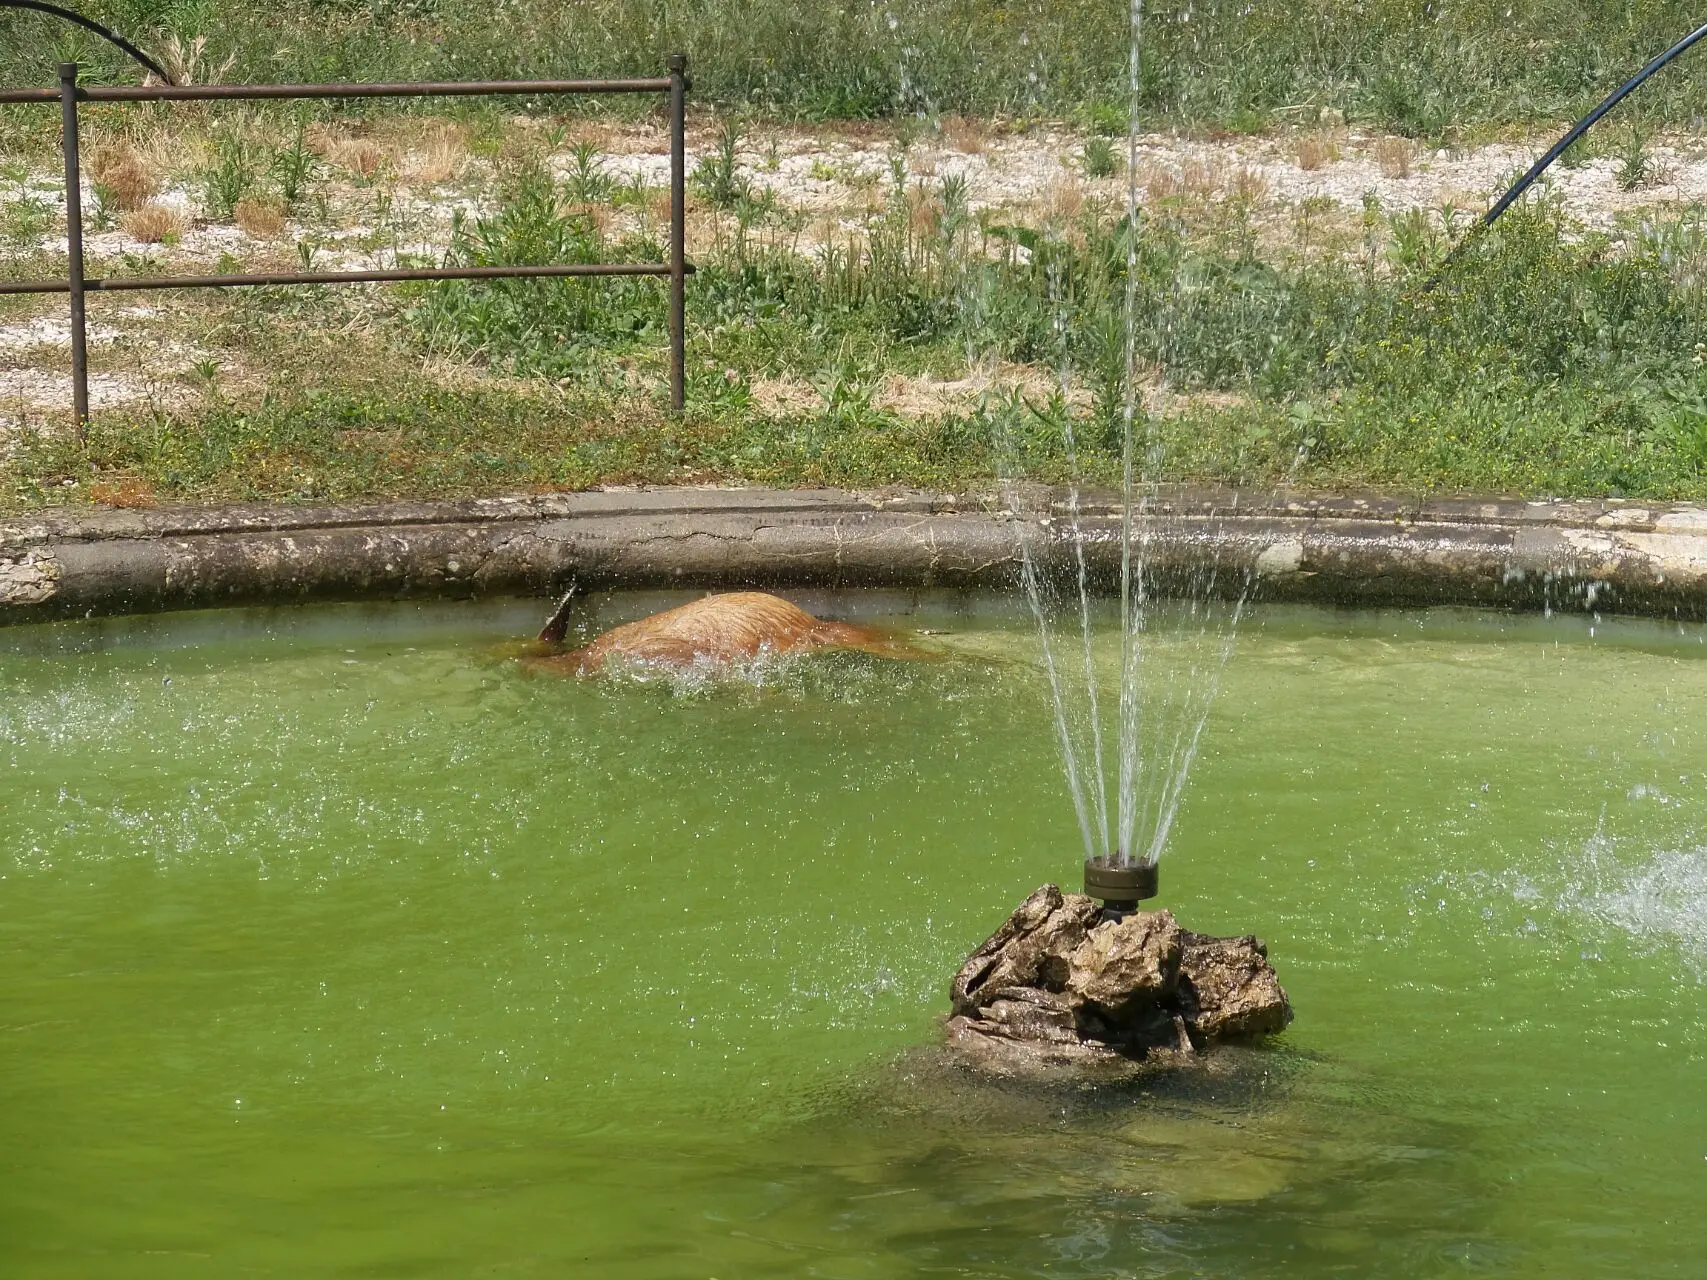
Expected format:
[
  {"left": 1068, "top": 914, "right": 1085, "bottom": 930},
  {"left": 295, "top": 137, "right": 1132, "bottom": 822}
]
[{"left": 4, "top": 116, "right": 1704, "bottom": 424}]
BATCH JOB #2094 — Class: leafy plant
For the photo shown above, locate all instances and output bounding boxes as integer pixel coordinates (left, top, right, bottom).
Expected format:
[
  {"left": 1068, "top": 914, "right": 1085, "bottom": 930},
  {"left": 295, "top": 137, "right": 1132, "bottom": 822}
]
[
  {"left": 565, "top": 140, "right": 613, "bottom": 204},
  {"left": 1559, "top": 132, "right": 1598, "bottom": 171},
  {"left": 1081, "top": 136, "right": 1118, "bottom": 179},
  {"left": 0, "top": 194, "right": 52, "bottom": 249},
  {"left": 612, "top": 172, "right": 651, "bottom": 210},
  {"left": 1385, "top": 207, "right": 1439, "bottom": 270},
  {"left": 1615, "top": 125, "right": 1654, "bottom": 191},
  {"left": 271, "top": 124, "right": 321, "bottom": 208},
  {"left": 202, "top": 129, "right": 259, "bottom": 221},
  {"left": 412, "top": 159, "right": 662, "bottom": 377},
  {"left": 692, "top": 118, "right": 751, "bottom": 210},
  {"left": 1081, "top": 101, "right": 1126, "bottom": 137}
]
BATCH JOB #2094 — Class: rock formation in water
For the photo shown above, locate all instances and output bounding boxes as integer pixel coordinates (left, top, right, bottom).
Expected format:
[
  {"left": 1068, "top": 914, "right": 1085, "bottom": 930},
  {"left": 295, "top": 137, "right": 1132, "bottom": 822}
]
[
  {"left": 945, "top": 884, "right": 1291, "bottom": 1076},
  {"left": 534, "top": 591, "right": 916, "bottom": 674}
]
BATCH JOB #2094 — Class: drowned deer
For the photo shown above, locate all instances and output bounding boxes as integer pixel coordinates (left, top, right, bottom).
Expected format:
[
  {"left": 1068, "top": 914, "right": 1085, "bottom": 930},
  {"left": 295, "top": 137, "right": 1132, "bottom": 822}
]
[{"left": 529, "top": 589, "right": 918, "bottom": 674}]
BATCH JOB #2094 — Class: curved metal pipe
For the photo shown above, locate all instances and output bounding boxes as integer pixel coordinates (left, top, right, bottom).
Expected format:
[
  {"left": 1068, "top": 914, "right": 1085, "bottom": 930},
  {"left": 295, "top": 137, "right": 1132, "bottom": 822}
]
[{"left": 0, "top": 0, "right": 176, "bottom": 84}]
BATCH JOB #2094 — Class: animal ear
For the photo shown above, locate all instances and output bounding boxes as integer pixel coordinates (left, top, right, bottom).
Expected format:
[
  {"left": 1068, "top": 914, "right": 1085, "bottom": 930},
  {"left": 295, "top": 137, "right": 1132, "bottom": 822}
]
[{"left": 536, "top": 581, "right": 579, "bottom": 645}]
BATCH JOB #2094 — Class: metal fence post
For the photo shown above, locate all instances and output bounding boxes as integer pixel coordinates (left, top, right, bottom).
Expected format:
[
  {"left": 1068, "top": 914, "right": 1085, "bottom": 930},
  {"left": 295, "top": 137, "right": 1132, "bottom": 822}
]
[
  {"left": 667, "top": 53, "right": 687, "bottom": 412},
  {"left": 58, "top": 61, "right": 89, "bottom": 430}
]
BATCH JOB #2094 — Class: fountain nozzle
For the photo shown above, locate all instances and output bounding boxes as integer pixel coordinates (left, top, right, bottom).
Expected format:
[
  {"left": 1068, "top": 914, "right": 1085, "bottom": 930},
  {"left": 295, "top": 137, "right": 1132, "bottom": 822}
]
[{"left": 1084, "top": 855, "right": 1158, "bottom": 919}]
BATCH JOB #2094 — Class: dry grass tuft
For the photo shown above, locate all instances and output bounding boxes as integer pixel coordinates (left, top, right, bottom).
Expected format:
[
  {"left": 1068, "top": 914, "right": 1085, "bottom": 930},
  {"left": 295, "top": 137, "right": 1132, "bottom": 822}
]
[
  {"left": 566, "top": 202, "right": 615, "bottom": 236},
  {"left": 119, "top": 203, "right": 186, "bottom": 244},
  {"left": 906, "top": 184, "right": 940, "bottom": 236},
  {"left": 405, "top": 125, "right": 469, "bottom": 184},
  {"left": 1145, "top": 159, "right": 1269, "bottom": 205},
  {"left": 1375, "top": 136, "right": 1413, "bottom": 178},
  {"left": 308, "top": 126, "right": 390, "bottom": 180},
  {"left": 126, "top": 129, "right": 193, "bottom": 190},
  {"left": 234, "top": 198, "right": 288, "bottom": 237},
  {"left": 942, "top": 115, "right": 990, "bottom": 155},
  {"left": 1042, "top": 176, "right": 1086, "bottom": 224},
  {"left": 749, "top": 375, "right": 821, "bottom": 417},
  {"left": 328, "top": 138, "right": 387, "bottom": 180},
  {"left": 564, "top": 121, "right": 621, "bottom": 151},
  {"left": 147, "top": 34, "right": 235, "bottom": 87},
  {"left": 1143, "top": 165, "right": 1180, "bottom": 203},
  {"left": 304, "top": 122, "right": 341, "bottom": 156},
  {"left": 90, "top": 147, "right": 156, "bottom": 211},
  {"left": 1294, "top": 133, "right": 1339, "bottom": 171},
  {"left": 89, "top": 475, "right": 158, "bottom": 509},
  {"left": 1230, "top": 164, "right": 1270, "bottom": 203}
]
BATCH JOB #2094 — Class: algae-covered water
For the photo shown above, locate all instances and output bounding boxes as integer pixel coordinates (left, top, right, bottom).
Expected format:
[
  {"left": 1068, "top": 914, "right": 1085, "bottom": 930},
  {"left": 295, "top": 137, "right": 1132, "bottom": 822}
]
[{"left": 3, "top": 592, "right": 1706, "bottom": 1277}]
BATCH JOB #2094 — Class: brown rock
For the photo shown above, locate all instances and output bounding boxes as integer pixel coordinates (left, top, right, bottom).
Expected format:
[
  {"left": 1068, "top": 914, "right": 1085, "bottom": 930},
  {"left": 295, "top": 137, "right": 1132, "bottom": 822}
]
[
  {"left": 943, "top": 887, "right": 1292, "bottom": 1077},
  {"left": 942, "top": 1014, "right": 1131, "bottom": 1077},
  {"left": 538, "top": 591, "right": 918, "bottom": 673},
  {"left": 1177, "top": 930, "right": 1293, "bottom": 1042},
  {"left": 949, "top": 884, "right": 1060, "bottom": 1015},
  {"left": 1067, "top": 909, "right": 1183, "bottom": 1024},
  {"left": 981, "top": 996, "right": 1081, "bottom": 1044},
  {"left": 983, "top": 894, "right": 1101, "bottom": 994},
  {"left": 949, "top": 885, "right": 1099, "bottom": 1016}
]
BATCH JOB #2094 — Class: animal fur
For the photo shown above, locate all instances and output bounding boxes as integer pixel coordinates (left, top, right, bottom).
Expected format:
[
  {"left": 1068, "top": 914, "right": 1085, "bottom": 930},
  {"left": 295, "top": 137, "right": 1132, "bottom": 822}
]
[{"left": 536, "top": 591, "right": 915, "bottom": 674}]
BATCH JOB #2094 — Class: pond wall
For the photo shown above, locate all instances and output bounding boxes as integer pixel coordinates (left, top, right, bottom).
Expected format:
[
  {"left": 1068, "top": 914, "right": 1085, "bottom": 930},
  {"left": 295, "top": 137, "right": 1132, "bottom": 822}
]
[{"left": 4, "top": 486, "right": 1707, "bottom": 623}]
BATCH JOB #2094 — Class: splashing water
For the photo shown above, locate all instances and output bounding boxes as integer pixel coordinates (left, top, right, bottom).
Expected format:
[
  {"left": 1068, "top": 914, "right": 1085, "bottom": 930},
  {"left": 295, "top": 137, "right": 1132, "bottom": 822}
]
[
  {"left": 1582, "top": 844, "right": 1707, "bottom": 967},
  {"left": 999, "top": 0, "right": 1248, "bottom": 870},
  {"left": 1460, "top": 825, "right": 1707, "bottom": 978}
]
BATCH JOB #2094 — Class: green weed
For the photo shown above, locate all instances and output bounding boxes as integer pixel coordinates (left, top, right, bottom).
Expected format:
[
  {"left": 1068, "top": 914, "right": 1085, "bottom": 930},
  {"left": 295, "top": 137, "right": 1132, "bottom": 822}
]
[
  {"left": 202, "top": 128, "right": 260, "bottom": 221},
  {"left": 1081, "top": 136, "right": 1118, "bottom": 179},
  {"left": 564, "top": 140, "right": 614, "bottom": 204},
  {"left": 1615, "top": 125, "right": 1655, "bottom": 191},
  {"left": 1, "top": 194, "right": 52, "bottom": 249},
  {"left": 410, "top": 158, "right": 663, "bottom": 377},
  {"left": 692, "top": 118, "right": 751, "bottom": 210},
  {"left": 271, "top": 124, "right": 321, "bottom": 208},
  {"left": 1558, "top": 133, "right": 1598, "bottom": 170}
]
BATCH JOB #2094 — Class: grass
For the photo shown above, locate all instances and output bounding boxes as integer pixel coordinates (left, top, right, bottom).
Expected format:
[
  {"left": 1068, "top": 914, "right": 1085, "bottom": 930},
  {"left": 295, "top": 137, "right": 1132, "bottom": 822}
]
[
  {"left": 11, "top": 146, "right": 1707, "bottom": 510},
  {"left": 5, "top": 1, "right": 1707, "bottom": 135},
  {"left": 7, "top": 6, "right": 1707, "bottom": 511}
]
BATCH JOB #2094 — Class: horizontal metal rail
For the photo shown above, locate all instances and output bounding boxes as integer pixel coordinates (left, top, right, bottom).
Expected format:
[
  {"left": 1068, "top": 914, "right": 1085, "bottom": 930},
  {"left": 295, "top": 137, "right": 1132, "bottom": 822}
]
[
  {"left": 0, "top": 263, "right": 696, "bottom": 295},
  {"left": 0, "top": 78, "right": 673, "bottom": 104},
  {"left": 0, "top": 55, "right": 693, "bottom": 426}
]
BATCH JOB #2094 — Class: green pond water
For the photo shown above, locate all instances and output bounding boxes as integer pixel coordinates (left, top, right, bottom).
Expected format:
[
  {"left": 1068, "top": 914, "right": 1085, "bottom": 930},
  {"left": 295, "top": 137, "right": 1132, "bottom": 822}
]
[{"left": 3, "top": 591, "right": 1706, "bottom": 1277}]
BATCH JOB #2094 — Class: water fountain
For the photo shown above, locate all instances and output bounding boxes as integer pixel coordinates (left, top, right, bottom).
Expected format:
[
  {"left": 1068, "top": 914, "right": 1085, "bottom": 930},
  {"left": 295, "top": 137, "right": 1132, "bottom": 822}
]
[{"left": 948, "top": 0, "right": 1289, "bottom": 1074}]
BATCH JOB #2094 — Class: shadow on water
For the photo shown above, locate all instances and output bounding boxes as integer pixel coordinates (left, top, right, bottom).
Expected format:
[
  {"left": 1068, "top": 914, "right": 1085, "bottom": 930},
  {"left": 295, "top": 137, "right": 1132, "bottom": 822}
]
[{"left": 676, "top": 1040, "right": 1503, "bottom": 1279}]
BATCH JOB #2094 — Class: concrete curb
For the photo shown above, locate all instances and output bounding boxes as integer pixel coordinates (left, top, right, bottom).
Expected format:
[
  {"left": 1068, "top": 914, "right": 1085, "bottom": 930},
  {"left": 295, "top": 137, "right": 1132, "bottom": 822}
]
[{"left": 4, "top": 486, "right": 1707, "bottom": 624}]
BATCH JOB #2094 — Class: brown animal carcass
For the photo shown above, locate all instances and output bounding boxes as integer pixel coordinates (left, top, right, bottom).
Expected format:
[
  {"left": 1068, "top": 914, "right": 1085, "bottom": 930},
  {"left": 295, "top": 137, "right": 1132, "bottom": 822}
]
[{"left": 537, "top": 591, "right": 914, "bottom": 674}]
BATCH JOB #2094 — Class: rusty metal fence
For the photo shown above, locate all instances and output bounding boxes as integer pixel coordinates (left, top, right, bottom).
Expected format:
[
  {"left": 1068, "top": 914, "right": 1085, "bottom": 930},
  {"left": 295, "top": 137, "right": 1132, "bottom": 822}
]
[{"left": 0, "top": 55, "right": 694, "bottom": 424}]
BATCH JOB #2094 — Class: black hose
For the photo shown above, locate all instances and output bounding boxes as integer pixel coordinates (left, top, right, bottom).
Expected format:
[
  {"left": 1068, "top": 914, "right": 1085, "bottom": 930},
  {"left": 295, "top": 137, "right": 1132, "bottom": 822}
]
[
  {"left": 1434, "top": 17, "right": 1707, "bottom": 280},
  {"left": 0, "top": 0, "right": 177, "bottom": 85},
  {"left": 1480, "top": 19, "right": 1707, "bottom": 230}
]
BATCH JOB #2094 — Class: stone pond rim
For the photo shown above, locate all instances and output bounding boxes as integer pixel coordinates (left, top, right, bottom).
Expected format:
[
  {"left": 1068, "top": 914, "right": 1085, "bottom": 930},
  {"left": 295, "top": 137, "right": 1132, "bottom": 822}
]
[{"left": 6, "top": 485, "right": 1707, "bottom": 622}]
